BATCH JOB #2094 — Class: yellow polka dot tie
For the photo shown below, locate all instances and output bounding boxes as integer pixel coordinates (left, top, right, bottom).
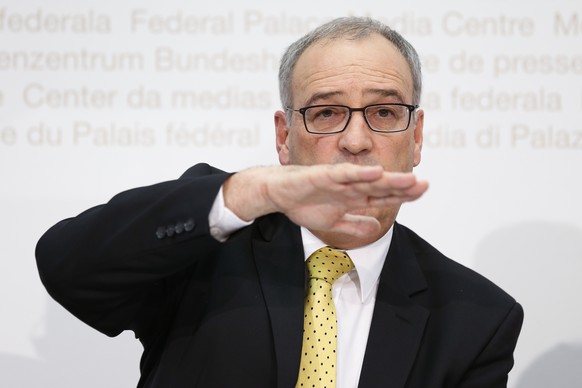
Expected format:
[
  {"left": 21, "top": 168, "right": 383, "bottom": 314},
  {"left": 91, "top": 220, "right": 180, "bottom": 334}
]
[{"left": 296, "top": 247, "right": 354, "bottom": 388}]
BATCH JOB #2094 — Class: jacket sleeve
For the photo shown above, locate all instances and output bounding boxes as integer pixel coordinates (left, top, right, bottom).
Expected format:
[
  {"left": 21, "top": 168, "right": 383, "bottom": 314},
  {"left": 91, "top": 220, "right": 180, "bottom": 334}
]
[
  {"left": 35, "top": 163, "right": 232, "bottom": 337},
  {"left": 458, "top": 302, "right": 524, "bottom": 388}
]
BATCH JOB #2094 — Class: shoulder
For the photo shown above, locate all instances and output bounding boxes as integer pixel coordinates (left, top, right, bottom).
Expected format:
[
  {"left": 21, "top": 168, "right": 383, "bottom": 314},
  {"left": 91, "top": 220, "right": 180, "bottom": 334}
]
[
  {"left": 390, "top": 224, "right": 523, "bottom": 386},
  {"left": 394, "top": 223, "right": 518, "bottom": 307}
]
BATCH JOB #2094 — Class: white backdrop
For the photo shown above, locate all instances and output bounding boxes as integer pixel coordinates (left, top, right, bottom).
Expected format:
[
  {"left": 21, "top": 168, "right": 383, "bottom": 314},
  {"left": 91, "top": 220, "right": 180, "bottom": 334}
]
[{"left": 1, "top": 1, "right": 581, "bottom": 387}]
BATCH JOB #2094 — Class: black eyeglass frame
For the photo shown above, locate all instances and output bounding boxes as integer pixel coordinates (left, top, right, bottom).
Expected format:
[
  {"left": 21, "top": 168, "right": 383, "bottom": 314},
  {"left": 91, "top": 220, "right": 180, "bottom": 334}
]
[{"left": 286, "top": 103, "right": 420, "bottom": 134}]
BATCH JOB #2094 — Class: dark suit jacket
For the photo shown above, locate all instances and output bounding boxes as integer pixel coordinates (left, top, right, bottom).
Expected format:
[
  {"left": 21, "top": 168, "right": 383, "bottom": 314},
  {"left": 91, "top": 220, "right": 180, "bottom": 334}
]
[{"left": 36, "top": 163, "right": 523, "bottom": 388}]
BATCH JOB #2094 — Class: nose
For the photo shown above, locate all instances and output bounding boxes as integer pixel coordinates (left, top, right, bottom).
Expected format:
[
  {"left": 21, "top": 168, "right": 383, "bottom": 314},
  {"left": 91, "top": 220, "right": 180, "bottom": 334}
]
[{"left": 337, "top": 111, "right": 373, "bottom": 155}]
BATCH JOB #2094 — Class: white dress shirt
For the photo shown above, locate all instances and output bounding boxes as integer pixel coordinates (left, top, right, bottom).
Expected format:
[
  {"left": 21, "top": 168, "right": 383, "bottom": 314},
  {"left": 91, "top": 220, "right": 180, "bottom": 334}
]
[{"left": 208, "top": 187, "right": 393, "bottom": 388}]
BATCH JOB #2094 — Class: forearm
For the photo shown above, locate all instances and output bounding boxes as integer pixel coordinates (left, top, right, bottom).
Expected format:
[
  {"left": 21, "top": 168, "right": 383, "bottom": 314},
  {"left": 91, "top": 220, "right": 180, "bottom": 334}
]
[{"left": 35, "top": 164, "right": 229, "bottom": 335}]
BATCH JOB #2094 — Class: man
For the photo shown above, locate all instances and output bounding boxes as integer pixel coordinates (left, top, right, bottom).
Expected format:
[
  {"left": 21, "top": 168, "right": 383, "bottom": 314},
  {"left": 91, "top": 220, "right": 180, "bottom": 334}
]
[{"left": 36, "top": 17, "right": 523, "bottom": 388}]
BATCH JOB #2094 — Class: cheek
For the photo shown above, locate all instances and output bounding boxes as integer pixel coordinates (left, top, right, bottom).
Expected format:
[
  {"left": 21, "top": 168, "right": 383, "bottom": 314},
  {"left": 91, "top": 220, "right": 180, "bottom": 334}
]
[
  {"left": 288, "top": 132, "right": 337, "bottom": 165},
  {"left": 374, "top": 135, "right": 416, "bottom": 171},
  {"left": 286, "top": 131, "right": 312, "bottom": 164}
]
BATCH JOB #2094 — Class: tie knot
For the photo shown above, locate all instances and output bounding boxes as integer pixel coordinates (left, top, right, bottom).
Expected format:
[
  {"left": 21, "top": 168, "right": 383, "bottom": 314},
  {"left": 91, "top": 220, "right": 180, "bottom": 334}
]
[{"left": 306, "top": 246, "right": 354, "bottom": 284}]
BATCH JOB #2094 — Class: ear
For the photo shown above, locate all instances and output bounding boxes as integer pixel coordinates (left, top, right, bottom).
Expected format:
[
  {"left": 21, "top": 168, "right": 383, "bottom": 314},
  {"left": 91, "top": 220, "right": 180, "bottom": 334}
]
[
  {"left": 412, "top": 108, "right": 424, "bottom": 167},
  {"left": 274, "top": 110, "right": 291, "bottom": 165}
]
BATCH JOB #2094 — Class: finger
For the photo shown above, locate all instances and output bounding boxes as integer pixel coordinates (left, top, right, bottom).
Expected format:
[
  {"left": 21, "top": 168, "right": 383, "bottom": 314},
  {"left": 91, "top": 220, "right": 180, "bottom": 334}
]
[
  {"left": 326, "top": 164, "right": 384, "bottom": 184},
  {"left": 350, "top": 172, "right": 419, "bottom": 198},
  {"left": 405, "top": 179, "right": 429, "bottom": 198},
  {"left": 367, "top": 180, "right": 429, "bottom": 206},
  {"left": 382, "top": 172, "right": 421, "bottom": 188}
]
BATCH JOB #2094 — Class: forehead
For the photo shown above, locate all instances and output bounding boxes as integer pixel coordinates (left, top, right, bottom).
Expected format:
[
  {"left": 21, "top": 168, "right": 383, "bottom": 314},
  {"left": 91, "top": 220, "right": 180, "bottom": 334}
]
[{"left": 292, "top": 34, "right": 413, "bottom": 105}]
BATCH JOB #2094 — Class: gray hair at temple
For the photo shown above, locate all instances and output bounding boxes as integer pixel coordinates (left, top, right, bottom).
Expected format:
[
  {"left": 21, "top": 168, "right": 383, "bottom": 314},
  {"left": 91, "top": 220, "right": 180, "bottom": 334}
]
[{"left": 278, "top": 16, "right": 423, "bottom": 123}]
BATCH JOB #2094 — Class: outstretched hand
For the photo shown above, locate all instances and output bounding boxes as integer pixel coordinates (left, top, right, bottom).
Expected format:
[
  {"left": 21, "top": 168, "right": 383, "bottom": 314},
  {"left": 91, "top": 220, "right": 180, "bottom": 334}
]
[{"left": 223, "top": 163, "right": 428, "bottom": 240}]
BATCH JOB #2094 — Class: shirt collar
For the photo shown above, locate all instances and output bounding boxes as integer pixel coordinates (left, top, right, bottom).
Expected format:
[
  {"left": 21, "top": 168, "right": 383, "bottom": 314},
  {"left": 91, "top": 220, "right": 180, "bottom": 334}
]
[{"left": 300, "top": 226, "right": 394, "bottom": 303}]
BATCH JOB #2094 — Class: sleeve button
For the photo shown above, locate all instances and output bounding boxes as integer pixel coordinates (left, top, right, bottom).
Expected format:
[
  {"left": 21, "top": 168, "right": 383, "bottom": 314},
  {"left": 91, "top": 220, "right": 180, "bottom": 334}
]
[
  {"left": 210, "top": 227, "right": 222, "bottom": 238},
  {"left": 155, "top": 226, "right": 166, "bottom": 239},
  {"left": 184, "top": 218, "right": 195, "bottom": 232},
  {"left": 166, "top": 225, "right": 175, "bottom": 237}
]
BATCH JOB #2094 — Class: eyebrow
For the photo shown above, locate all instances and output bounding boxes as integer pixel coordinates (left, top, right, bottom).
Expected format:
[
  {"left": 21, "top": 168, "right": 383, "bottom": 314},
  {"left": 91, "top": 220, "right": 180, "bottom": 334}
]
[
  {"left": 367, "top": 88, "right": 405, "bottom": 103},
  {"left": 302, "top": 88, "right": 406, "bottom": 107},
  {"left": 303, "top": 91, "right": 344, "bottom": 107}
]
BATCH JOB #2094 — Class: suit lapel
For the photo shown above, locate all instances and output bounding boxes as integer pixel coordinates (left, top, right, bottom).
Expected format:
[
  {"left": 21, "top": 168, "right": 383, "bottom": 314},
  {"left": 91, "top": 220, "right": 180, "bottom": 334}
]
[
  {"left": 252, "top": 219, "right": 429, "bottom": 388},
  {"left": 358, "top": 223, "right": 429, "bottom": 388},
  {"left": 252, "top": 214, "right": 305, "bottom": 388}
]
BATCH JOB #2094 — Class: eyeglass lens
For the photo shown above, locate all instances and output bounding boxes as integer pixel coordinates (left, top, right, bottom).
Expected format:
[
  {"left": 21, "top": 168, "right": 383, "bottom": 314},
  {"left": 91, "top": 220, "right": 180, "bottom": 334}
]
[{"left": 303, "top": 105, "right": 410, "bottom": 133}]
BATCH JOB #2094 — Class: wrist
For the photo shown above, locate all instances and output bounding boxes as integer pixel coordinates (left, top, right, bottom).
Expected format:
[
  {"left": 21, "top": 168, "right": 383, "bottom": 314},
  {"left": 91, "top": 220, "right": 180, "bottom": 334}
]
[{"left": 223, "top": 167, "right": 279, "bottom": 221}]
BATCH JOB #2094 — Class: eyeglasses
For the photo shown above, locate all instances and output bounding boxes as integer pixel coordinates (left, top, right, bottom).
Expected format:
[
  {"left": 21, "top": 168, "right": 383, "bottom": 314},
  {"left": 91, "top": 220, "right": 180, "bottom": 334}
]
[{"left": 286, "top": 103, "right": 419, "bottom": 134}]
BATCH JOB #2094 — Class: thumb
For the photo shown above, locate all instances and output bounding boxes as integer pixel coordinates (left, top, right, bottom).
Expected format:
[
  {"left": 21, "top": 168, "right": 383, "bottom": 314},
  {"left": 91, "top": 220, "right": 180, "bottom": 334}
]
[{"left": 329, "top": 214, "right": 381, "bottom": 238}]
